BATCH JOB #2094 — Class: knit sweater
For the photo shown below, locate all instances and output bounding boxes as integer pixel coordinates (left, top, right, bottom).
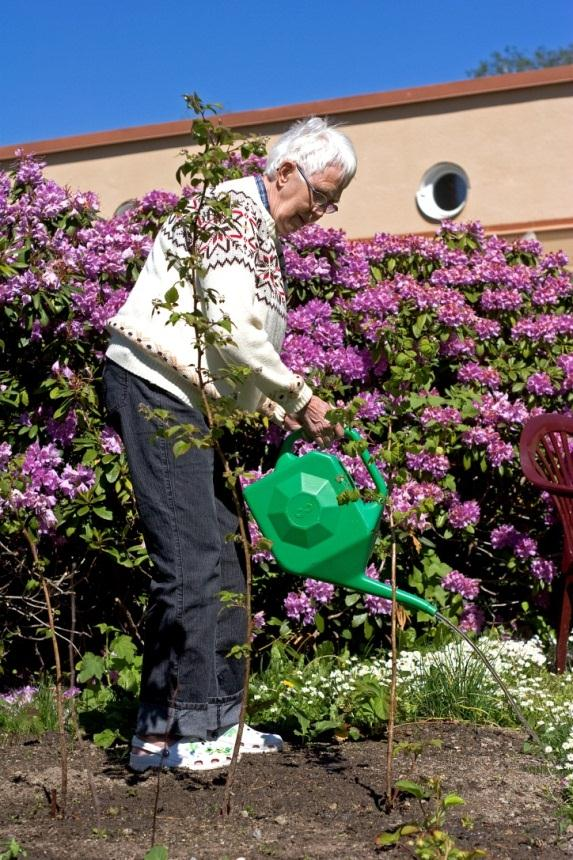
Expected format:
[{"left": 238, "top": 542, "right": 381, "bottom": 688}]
[{"left": 106, "top": 175, "right": 312, "bottom": 419}]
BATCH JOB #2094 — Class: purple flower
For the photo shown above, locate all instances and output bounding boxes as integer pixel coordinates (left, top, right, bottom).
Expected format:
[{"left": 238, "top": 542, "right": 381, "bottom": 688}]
[
  {"left": 59, "top": 464, "right": 96, "bottom": 498},
  {"left": 283, "top": 591, "right": 316, "bottom": 625},
  {"left": 406, "top": 450, "right": 450, "bottom": 480},
  {"left": 252, "top": 610, "right": 265, "bottom": 631},
  {"left": 1, "top": 685, "right": 38, "bottom": 704},
  {"left": 491, "top": 524, "right": 521, "bottom": 550},
  {"left": 283, "top": 246, "right": 334, "bottom": 283},
  {"left": 458, "top": 604, "right": 485, "bottom": 634},
  {"left": 328, "top": 346, "right": 373, "bottom": 384},
  {"left": 473, "top": 391, "right": 527, "bottom": 426},
  {"left": 526, "top": 372, "right": 554, "bottom": 396},
  {"left": 530, "top": 557, "right": 558, "bottom": 583},
  {"left": 390, "top": 481, "right": 445, "bottom": 531},
  {"left": 514, "top": 535, "right": 538, "bottom": 560},
  {"left": 0, "top": 441, "right": 12, "bottom": 469},
  {"left": 363, "top": 564, "right": 392, "bottom": 615},
  {"left": 63, "top": 686, "right": 81, "bottom": 699},
  {"left": 250, "top": 610, "right": 266, "bottom": 640},
  {"left": 46, "top": 410, "right": 78, "bottom": 446},
  {"left": 51, "top": 360, "right": 75, "bottom": 380},
  {"left": 442, "top": 570, "right": 481, "bottom": 600},
  {"left": 448, "top": 500, "right": 480, "bottom": 529},
  {"left": 512, "top": 314, "right": 573, "bottom": 343},
  {"left": 457, "top": 363, "right": 501, "bottom": 389},
  {"left": 100, "top": 426, "right": 123, "bottom": 454},
  {"left": 303, "top": 578, "right": 335, "bottom": 604},
  {"left": 472, "top": 318, "right": 501, "bottom": 339},
  {"left": 355, "top": 391, "right": 385, "bottom": 421},
  {"left": 480, "top": 288, "right": 523, "bottom": 311},
  {"left": 420, "top": 406, "right": 462, "bottom": 427},
  {"left": 440, "top": 336, "right": 476, "bottom": 358}
]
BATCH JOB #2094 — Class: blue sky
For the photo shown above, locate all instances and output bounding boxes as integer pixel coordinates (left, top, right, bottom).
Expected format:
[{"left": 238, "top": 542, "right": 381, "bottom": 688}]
[{"left": 2, "top": 0, "right": 572, "bottom": 146}]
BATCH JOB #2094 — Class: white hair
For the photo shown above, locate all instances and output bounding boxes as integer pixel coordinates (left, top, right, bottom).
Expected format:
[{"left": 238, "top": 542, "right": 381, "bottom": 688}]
[{"left": 264, "top": 116, "right": 357, "bottom": 188}]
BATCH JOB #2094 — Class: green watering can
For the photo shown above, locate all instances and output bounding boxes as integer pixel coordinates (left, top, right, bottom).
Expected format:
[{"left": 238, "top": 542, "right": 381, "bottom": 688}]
[{"left": 244, "top": 428, "right": 436, "bottom": 617}]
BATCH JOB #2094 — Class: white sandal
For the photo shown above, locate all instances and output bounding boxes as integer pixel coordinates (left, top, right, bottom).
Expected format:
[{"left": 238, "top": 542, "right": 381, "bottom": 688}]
[
  {"left": 212, "top": 724, "right": 283, "bottom": 754},
  {"left": 129, "top": 735, "right": 236, "bottom": 772}
]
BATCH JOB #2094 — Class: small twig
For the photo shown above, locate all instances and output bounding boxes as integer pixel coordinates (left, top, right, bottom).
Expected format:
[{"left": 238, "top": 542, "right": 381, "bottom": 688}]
[
  {"left": 23, "top": 528, "right": 68, "bottom": 818},
  {"left": 151, "top": 758, "right": 163, "bottom": 847},
  {"left": 219, "top": 450, "right": 253, "bottom": 817},
  {"left": 86, "top": 768, "right": 101, "bottom": 825},
  {"left": 385, "top": 422, "right": 398, "bottom": 811},
  {"left": 113, "top": 597, "right": 144, "bottom": 646},
  {"left": 385, "top": 524, "right": 398, "bottom": 811}
]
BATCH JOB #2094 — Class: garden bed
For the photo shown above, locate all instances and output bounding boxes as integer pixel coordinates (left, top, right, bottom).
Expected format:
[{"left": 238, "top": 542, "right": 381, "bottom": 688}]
[{"left": 1, "top": 721, "right": 570, "bottom": 859}]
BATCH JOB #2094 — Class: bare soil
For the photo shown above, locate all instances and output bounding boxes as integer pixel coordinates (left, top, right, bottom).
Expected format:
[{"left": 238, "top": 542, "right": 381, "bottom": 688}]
[{"left": 1, "top": 722, "right": 571, "bottom": 859}]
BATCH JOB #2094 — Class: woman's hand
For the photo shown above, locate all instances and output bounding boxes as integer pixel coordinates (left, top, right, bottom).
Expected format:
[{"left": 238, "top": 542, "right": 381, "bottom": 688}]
[
  {"left": 295, "top": 395, "right": 344, "bottom": 447},
  {"left": 283, "top": 414, "right": 302, "bottom": 433}
]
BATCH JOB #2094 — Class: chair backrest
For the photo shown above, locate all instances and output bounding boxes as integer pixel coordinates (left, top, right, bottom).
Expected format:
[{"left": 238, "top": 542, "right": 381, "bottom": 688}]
[{"left": 519, "top": 413, "right": 573, "bottom": 571}]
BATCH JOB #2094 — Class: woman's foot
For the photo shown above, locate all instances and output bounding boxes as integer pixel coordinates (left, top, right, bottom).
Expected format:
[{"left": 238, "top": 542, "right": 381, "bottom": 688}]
[
  {"left": 211, "top": 724, "right": 283, "bottom": 754},
  {"left": 129, "top": 735, "right": 236, "bottom": 772}
]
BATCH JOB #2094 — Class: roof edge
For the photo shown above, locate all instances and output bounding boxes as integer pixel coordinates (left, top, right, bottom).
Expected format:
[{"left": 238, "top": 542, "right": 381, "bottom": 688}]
[{"left": 2, "top": 65, "right": 572, "bottom": 160}]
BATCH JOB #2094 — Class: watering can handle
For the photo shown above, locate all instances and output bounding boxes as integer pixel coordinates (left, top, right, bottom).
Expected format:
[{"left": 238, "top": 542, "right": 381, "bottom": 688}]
[{"left": 279, "top": 428, "right": 388, "bottom": 497}]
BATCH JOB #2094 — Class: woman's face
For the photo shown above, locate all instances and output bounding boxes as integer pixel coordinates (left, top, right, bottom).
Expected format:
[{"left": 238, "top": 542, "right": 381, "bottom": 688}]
[{"left": 268, "top": 161, "right": 344, "bottom": 236}]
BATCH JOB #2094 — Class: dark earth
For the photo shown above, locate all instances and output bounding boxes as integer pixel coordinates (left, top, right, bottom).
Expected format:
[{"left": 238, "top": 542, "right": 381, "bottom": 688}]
[{"left": 1, "top": 722, "right": 572, "bottom": 859}]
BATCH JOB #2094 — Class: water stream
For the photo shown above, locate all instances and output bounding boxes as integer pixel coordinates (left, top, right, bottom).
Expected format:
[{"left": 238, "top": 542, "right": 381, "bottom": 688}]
[{"left": 435, "top": 612, "right": 546, "bottom": 754}]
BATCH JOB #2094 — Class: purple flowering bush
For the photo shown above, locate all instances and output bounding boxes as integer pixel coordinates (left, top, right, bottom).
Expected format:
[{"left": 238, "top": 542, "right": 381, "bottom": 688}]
[
  {"left": 0, "top": 153, "right": 179, "bottom": 676},
  {"left": 270, "top": 221, "right": 573, "bottom": 646},
  {"left": 2, "top": 150, "right": 573, "bottom": 682}
]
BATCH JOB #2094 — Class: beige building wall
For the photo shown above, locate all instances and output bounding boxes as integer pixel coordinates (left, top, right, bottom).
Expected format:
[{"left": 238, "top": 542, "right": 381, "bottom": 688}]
[
  {"left": 1, "top": 67, "right": 572, "bottom": 256},
  {"left": 332, "top": 89, "right": 573, "bottom": 237}
]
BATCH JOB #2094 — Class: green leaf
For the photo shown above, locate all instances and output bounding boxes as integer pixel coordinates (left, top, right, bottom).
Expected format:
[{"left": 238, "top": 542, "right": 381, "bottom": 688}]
[
  {"left": 77, "top": 652, "right": 105, "bottom": 682},
  {"left": 110, "top": 634, "right": 137, "bottom": 662},
  {"left": 412, "top": 313, "right": 428, "bottom": 338},
  {"left": 313, "top": 719, "right": 344, "bottom": 734},
  {"left": 105, "top": 463, "right": 120, "bottom": 484},
  {"left": 94, "top": 506, "right": 114, "bottom": 521},
  {"left": 144, "top": 846, "right": 169, "bottom": 860},
  {"left": 163, "top": 286, "right": 179, "bottom": 305},
  {"left": 443, "top": 794, "right": 465, "bottom": 807},
  {"left": 395, "top": 779, "right": 431, "bottom": 799},
  {"left": 374, "top": 830, "right": 401, "bottom": 846},
  {"left": 93, "top": 728, "right": 121, "bottom": 749},
  {"left": 399, "top": 823, "right": 421, "bottom": 836},
  {"left": 172, "top": 440, "right": 191, "bottom": 458}
]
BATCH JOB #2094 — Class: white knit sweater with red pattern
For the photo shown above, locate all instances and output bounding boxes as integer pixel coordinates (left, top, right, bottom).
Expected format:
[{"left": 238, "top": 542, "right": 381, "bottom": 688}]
[{"left": 106, "top": 176, "right": 312, "bottom": 418}]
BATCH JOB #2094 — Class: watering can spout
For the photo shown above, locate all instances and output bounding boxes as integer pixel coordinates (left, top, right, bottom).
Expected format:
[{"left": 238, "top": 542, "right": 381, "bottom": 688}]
[{"left": 339, "top": 571, "right": 438, "bottom": 617}]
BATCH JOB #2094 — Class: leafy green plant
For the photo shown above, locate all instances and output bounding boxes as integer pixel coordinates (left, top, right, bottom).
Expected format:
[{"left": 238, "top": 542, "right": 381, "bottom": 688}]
[
  {"left": 398, "top": 639, "right": 512, "bottom": 726},
  {"left": 376, "top": 776, "right": 487, "bottom": 858},
  {"left": 0, "top": 839, "right": 26, "bottom": 860},
  {"left": 144, "top": 846, "right": 169, "bottom": 860},
  {"left": 75, "top": 624, "right": 141, "bottom": 747},
  {"left": 249, "top": 641, "right": 390, "bottom": 740},
  {"left": 0, "top": 678, "right": 76, "bottom": 738}
]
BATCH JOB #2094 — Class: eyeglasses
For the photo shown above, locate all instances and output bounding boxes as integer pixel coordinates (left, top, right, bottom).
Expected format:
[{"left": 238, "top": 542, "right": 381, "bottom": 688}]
[{"left": 296, "top": 165, "right": 338, "bottom": 214}]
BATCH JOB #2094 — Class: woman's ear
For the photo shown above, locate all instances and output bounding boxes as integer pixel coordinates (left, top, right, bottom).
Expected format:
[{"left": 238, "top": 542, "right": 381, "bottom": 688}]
[{"left": 276, "top": 161, "right": 296, "bottom": 189}]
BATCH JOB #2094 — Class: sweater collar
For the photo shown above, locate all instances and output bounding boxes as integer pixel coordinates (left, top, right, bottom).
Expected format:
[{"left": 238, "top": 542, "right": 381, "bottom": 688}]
[{"left": 254, "top": 174, "right": 270, "bottom": 213}]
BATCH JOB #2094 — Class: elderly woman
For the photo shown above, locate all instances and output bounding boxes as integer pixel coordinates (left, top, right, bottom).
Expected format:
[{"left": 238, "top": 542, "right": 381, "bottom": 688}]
[{"left": 103, "top": 116, "right": 357, "bottom": 771}]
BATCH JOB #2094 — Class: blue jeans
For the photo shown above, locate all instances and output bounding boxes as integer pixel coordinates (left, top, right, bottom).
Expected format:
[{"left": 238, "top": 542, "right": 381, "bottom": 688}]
[{"left": 102, "top": 360, "right": 246, "bottom": 738}]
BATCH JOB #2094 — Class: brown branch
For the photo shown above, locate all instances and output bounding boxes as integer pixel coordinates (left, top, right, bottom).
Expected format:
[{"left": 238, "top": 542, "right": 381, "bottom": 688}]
[
  {"left": 385, "top": 422, "right": 398, "bottom": 812},
  {"left": 23, "top": 528, "right": 68, "bottom": 817},
  {"left": 385, "top": 525, "right": 398, "bottom": 812}
]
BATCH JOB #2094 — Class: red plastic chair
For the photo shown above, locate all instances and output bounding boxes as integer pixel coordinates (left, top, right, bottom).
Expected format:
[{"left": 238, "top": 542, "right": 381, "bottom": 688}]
[{"left": 519, "top": 413, "right": 573, "bottom": 672}]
